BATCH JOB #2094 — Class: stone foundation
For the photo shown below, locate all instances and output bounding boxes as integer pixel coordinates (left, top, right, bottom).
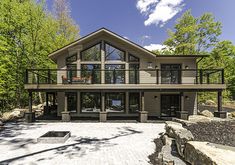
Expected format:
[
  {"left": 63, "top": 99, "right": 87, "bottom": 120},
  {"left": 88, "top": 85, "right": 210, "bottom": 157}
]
[
  {"left": 139, "top": 111, "right": 148, "bottom": 123},
  {"left": 99, "top": 112, "right": 107, "bottom": 122},
  {"left": 61, "top": 111, "right": 71, "bottom": 122}
]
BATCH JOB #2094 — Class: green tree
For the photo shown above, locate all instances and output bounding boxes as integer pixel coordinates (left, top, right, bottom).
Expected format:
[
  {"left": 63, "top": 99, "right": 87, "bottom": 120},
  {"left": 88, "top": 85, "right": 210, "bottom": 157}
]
[
  {"left": 163, "top": 10, "right": 221, "bottom": 55},
  {"left": 0, "top": 0, "right": 80, "bottom": 111}
]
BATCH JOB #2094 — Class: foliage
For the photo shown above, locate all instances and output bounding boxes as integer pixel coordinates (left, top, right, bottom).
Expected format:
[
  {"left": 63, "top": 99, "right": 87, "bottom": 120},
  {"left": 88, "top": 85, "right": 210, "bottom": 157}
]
[
  {"left": 0, "top": 0, "right": 79, "bottom": 112},
  {"left": 163, "top": 10, "right": 221, "bottom": 55}
]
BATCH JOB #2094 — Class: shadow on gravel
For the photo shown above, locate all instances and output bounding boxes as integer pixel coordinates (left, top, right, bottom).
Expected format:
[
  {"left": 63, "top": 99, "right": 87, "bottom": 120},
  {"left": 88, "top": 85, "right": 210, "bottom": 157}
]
[{"left": 0, "top": 126, "right": 142, "bottom": 164}]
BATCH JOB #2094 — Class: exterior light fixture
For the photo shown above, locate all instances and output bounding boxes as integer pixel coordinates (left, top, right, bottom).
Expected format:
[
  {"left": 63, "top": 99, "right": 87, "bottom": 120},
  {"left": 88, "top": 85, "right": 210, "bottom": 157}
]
[
  {"left": 185, "top": 65, "right": 189, "bottom": 69},
  {"left": 154, "top": 96, "right": 158, "bottom": 99},
  {"left": 155, "top": 65, "right": 158, "bottom": 69},
  {"left": 147, "top": 62, "right": 153, "bottom": 69},
  {"left": 185, "top": 96, "right": 189, "bottom": 100}
]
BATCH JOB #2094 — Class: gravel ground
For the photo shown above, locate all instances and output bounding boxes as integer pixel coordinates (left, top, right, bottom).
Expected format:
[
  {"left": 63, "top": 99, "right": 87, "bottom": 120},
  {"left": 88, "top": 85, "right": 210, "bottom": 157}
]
[
  {"left": 0, "top": 122, "right": 165, "bottom": 165},
  {"left": 184, "top": 120, "right": 235, "bottom": 147}
]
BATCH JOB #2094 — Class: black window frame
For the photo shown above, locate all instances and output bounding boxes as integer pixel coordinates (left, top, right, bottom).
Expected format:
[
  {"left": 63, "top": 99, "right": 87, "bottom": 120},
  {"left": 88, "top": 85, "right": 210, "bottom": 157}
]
[
  {"left": 66, "top": 53, "right": 77, "bottom": 64},
  {"left": 161, "top": 64, "right": 182, "bottom": 84},
  {"left": 81, "top": 64, "right": 101, "bottom": 84},
  {"left": 128, "top": 54, "right": 139, "bottom": 62},
  {"left": 66, "top": 92, "right": 77, "bottom": 112},
  {"left": 104, "top": 42, "right": 126, "bottom": 61},
  {"left": 105, "top": 64, "right": 125, "bottom": 84},
  {"left": 105, "top": 92, "right": 126, "bottom": 113},
  {"left": 80, "top": 92, "right": 101, "bottom": 113},
  {"left": 129, "top": 92, "right": 140, "bottom": 113},
  {"left": 80, "top": 42, "right": 102, "bottom": 61}
]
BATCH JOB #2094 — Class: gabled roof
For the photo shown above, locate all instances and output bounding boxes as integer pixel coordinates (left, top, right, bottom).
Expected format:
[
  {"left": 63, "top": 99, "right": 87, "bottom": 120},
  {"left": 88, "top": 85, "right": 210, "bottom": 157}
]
[
  {"left": 49, "top": 28, "right": 157, "bottom": 61},
  {"left": 48, "top": 27, "right": 209, "bottom": 61}
]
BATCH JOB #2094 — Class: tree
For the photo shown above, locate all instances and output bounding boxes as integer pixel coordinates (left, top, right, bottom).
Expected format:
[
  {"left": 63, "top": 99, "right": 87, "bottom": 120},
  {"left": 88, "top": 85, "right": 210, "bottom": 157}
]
[
  {"left": 163, "top": 10, "right": 222, "bottom": 55},
  {"left": 0, "top": 0, "right": 80, "bottom": 111}
]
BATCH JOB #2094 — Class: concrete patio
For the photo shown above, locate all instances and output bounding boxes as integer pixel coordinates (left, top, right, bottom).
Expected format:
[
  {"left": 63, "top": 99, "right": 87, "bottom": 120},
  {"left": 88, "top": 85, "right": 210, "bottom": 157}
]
[{"left": 0, "top": 122, "right": 165, "bottom": 165}]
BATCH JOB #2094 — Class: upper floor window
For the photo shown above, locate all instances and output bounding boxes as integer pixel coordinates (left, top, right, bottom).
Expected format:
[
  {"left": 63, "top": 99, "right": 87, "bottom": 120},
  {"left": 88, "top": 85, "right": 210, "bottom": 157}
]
[
  {"left": 66, "top": 54, "right": 77, "bottom": 64},
  {"left": 105, "top": 43, "right": 125, "bottom": 61},
  {"left": 129, "top": 54, "right": 139, "bottom": 62},
  {"left": 81, "top": 43, "right": 101, "bottom": 61}
]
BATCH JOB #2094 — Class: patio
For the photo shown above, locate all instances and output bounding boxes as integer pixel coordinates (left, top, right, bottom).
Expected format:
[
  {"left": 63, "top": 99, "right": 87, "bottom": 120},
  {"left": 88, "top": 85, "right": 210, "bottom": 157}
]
[{"left": 0, "top": 122, "right": 165, "bottom": 165}]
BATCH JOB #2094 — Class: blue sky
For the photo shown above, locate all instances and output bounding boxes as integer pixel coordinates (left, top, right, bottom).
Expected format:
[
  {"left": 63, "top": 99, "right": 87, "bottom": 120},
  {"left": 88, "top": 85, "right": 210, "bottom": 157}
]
[{"left": 47, "top": 0, "right": 235, "bottom": 50}]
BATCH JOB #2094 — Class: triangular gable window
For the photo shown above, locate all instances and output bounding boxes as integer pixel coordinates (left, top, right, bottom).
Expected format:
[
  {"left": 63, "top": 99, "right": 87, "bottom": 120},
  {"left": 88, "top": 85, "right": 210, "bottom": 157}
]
[{"left": 129, "top": 54, "right": 139, "bottom": 62}]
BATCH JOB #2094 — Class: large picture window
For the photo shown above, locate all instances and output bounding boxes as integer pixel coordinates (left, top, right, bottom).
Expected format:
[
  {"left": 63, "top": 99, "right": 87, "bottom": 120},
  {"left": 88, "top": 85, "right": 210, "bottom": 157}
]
[
  {"left": 129, "top": 93, "right": 140, "bottom": 113},
  {"left": 105, "top": 64, "right": 125, "bottom": 84},
  {"left": 67, "top": 92, "right": 77, "bottom": 112},
  {"left": 81, "top": 92, "right": 101, "bottom": 113},
  {"left": 81, "top": 43, "right": 101, "bottom": 61},
  {"left": 105, "top": 43, "right": 125, "bottom": 61},
  {"left": 81, "top": 64, "right": 101, "bottom": 84},
  {"left": 105, "top": 92, "right": 125, "bottom": 112}
]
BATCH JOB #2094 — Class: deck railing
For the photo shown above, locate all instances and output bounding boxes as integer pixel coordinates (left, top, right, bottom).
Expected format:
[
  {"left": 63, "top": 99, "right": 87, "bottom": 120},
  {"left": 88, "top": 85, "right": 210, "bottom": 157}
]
[{"left": 25, "top": 68, "right": 224, "bottom": 85}]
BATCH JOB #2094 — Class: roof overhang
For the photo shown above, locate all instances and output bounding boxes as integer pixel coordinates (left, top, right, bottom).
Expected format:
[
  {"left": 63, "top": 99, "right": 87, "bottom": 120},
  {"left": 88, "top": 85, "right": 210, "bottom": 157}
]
[{"left": 48, "top": 28, "right": 158, "bottom": 62}]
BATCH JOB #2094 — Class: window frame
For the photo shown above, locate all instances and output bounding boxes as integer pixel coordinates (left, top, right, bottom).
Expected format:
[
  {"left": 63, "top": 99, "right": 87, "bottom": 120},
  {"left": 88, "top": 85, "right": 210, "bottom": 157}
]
[
  {"left": 66, "top": 92, "right": 77, "bottom": 113},
  {"left": 81, "top": 64, "right": 101, "bottom": 84},
  {"left": 105, "top": 64, "right": 125, "bottom": 84},
  {"left": 104, "top": 42, "right": 126, "bottom": 61},
  {"left": 66, "top": 53, "right": 77, "bottom": 64},
  {"left": 105, "top": 92, "right": 126, "bottom": 113},
  {"left": 129, "top": 92, "right": 140, "bottom": 113},
  {"left": 128, "top": 54, "right": 139, "bottom": 62},
  {"left": 80, "top": 42, "right": 102, "bottom": 61},
  {"left": 80, "top": 92, "right": 101, "bottom": 113}
]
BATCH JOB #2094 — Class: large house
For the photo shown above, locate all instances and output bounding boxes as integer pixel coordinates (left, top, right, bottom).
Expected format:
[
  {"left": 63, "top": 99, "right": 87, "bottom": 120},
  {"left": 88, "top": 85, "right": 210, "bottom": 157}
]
[{"left": 24, "top": 28, "right": 226, "bottom": 122}]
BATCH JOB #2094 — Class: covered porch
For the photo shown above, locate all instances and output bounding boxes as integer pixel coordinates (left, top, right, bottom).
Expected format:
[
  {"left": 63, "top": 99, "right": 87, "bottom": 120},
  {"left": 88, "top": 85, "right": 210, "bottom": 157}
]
[{"left": 25, "top": 88, "right": 227, "bottom": 123}]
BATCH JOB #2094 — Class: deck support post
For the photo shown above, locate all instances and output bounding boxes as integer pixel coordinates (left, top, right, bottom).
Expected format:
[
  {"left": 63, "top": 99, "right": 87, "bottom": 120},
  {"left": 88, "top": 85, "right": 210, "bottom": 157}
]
[
  {"left": 25, "top": 91, "right": 35, "bottom": 123},
  {"left": 99, "top": 92, "right": 107, "bottom": 122},
  {"left": 139, "top": 91, "right": 148, "bottom": 122},
  {"left": 62, "top": 93, "right": 71, "bottom": 122},
  {"left": 214, "top": 91, "right": 227, "bottom": 118}
]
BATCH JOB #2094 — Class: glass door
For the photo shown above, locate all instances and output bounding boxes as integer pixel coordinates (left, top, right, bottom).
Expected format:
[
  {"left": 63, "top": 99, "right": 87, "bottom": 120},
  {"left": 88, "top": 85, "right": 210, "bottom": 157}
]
[
  {"left": 161, "top": 94, "right": 180, "bottom": 117},
  {"left": 161, "top": 64, "right": 181, "bottom": 84}
]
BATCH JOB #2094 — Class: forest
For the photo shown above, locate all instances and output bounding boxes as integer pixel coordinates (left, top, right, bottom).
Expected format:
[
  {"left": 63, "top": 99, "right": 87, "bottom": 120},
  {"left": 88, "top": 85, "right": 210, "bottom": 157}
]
[{"left": 0, "top": 0, "right": 235, "bottom": 113}]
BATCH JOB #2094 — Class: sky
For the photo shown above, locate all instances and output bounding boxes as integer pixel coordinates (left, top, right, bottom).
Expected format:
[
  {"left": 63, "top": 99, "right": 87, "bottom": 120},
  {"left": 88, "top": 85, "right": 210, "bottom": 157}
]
[{"left": 47, "top": 0, "right": 235, "bottom": 51}]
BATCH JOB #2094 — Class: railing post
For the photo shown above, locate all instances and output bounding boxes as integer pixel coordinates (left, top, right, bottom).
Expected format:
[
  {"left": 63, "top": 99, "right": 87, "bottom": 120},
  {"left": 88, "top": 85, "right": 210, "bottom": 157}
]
[
  {"left": 156, "top": 69, "right": 159, "bottom": 84},
  {"left": 47, "top": 69, "right": 51, "bottom": 84},
  {"left": 113, "top": 69, "right": 116, "bottom": 84},
  {"left": 25, "top": 69, "right": 28, "bottom": 84},
  {"left": 37, "top": 71, "right": 39, "bottom": 85},
  {"left": 199, "top": 69, "right": 203, "bottom": 84},
  {"left": 207, "top": 73, "right": 210, "bottom": 84},
  {"left": 221, "top": 69, "right": 224, "bottom": 84}
]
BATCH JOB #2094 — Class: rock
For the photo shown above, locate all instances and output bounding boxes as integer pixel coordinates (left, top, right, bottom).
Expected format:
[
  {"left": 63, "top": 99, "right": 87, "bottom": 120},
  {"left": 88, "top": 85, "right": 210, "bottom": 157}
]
[
  {"left": 231, "top": 111, "right": 235, "bottom": 118},
  {"left": 184, "top": 141, "right": 235, "bottom": 165},
  {"left": 205, "top": 100, "right": 216, "bottom": 105},
  {"left": 165, "top": 121, "right": 194, "bottom": 157},
  {"left": 188, "top": 115, "right": 212, "bottom": 122},
  {"left": 200, "top": 110, "right": 214, "bottom": 118},
  {"left": 172, "top": 118, "right": 196, "bottom": 126},
  {"left": 158, "top": 135, "right": 187, "bottom": 165},
  {"left": 12, "top": 108, "right": 27, "bottom": 118},
  {"left": 0, "top": 120, "right": 3, "bottom": 126}
]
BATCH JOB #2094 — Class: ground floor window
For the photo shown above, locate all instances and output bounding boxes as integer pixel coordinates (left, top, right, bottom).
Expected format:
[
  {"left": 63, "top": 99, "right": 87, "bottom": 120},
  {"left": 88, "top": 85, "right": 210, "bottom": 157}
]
[
  {"left": 105, "top": 92, "right": 125, "bottom": 112},
  {"left": 81, "top": 92, "right": 101, "bottom": 112},
  {"left": 67, "top": 92, "right": 77, "bottom": 112},
  {"left": 129, "top": 93, "right": 140, "bottom": 113}
]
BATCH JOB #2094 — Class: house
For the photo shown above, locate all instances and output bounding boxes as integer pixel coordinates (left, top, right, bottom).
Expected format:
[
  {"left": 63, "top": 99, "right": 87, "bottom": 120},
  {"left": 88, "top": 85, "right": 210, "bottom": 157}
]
[{"left": 24, "top": 28, "right": 226, "bottom": 122}]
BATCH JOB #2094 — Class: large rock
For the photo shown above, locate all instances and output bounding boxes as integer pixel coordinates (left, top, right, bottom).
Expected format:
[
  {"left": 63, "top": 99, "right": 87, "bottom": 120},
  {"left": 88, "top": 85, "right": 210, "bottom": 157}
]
[
  {"left": 205, "top": 100, "right": 216, "bottom": 105},
  {"left": 165, "top": 121, "right": 194, "bottom": 157},
  {"left": 200, "top": 110, "right": 214, "bottom": 118},
  {"left": 184, "top": 141, "right": 235, "bottom": 165}
]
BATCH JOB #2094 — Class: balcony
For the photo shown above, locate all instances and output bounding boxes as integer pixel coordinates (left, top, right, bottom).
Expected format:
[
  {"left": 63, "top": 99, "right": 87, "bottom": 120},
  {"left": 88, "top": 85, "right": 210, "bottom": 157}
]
[{"left": 25, "top": 68, "right": 224, "bottom": 85}]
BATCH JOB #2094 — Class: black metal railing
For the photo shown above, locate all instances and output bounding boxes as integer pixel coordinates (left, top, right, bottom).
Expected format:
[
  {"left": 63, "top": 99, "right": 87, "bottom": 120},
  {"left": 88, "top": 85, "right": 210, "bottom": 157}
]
[{"left": 25, "top": 68, "right": 224, "bottom": 85}]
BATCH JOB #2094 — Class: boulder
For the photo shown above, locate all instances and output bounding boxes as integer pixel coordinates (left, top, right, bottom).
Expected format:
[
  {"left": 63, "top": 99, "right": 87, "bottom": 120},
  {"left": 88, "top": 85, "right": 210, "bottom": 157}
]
[
  {"left": 231, "top": 111, "right": 235, "bottom": 118},
  {"left": 200, "top": 110, "right": 214, "bottom": 118},
  {"left": 0, "top": 120, "right": 3, "bottom": 126},
  {"left": 205, "top": 100, "right": 216, "bottom": 105},
  {"left": 165, "top": 121, "right": 194, "bottom": 157},
  {"left": 184, "top": 141, "right": 235, "bottom": 165}
]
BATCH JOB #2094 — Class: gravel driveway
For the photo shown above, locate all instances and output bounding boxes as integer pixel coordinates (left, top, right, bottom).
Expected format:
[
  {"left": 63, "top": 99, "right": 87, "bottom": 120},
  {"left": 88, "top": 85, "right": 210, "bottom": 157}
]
[{"left": 0, "top": 122, "right": 165, "bottom": 165}]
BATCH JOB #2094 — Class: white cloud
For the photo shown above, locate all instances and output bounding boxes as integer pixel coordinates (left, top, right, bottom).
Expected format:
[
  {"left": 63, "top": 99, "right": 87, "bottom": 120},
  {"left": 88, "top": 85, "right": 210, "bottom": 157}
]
[
  {"left": 123, "top": 36, "right": 129, "bottom": 39},
  {"left": 144, "top": 44, "right": 166, "bottom": 51},
  {"left": 136, "top": 0, "right": 185, "bottom": 27},
  {"left": 142, "top": 35, "right": 151, "bottom": 39}
]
